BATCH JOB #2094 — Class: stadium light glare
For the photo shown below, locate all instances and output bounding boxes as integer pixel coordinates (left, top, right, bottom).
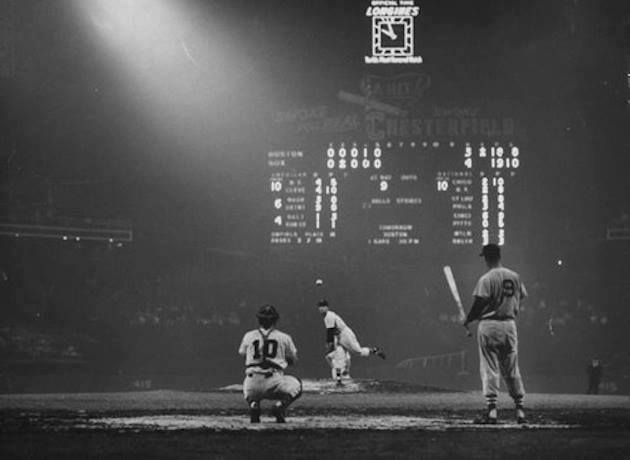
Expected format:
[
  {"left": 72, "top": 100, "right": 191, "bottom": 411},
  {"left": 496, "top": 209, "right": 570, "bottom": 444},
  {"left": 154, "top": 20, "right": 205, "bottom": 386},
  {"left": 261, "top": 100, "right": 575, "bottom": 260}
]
[{"left": 71, "top": 0, "right": 254, "bottom": 157}]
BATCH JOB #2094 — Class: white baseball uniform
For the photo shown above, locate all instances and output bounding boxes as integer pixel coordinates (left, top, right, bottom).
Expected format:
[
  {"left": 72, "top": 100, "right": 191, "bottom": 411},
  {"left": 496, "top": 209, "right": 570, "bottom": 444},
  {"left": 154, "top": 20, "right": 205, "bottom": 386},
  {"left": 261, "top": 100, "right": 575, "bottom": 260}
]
[
  {"left": 323, "top": 310, "right": 371, "bottom": 357},
  {"left": 473, "top": 266, "right": 527, "bottom": 405},
  {"left": 238, "top": 327, "right": 302, "bottom": 403},
  {"left": 327, "top": 340, "right": 351, "bottom": 379}
]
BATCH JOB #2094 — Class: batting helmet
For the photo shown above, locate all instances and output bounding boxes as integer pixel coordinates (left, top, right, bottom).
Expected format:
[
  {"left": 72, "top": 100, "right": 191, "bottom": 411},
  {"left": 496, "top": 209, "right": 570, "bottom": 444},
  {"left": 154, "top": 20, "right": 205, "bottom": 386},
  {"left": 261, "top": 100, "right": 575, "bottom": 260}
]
[
  {"left": 317, "top": 299, "right": 329, "bottom": 307},
  {"left": 256, "top": 304, "right": 279, "bottom": 321}
]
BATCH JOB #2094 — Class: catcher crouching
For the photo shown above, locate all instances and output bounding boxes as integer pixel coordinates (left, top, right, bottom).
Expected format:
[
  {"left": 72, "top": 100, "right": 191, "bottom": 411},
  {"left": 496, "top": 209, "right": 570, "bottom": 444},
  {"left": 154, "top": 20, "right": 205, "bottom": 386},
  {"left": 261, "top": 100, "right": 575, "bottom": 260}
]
[{"left": 238, "top": 304, "right": 302, "bottom": 423}]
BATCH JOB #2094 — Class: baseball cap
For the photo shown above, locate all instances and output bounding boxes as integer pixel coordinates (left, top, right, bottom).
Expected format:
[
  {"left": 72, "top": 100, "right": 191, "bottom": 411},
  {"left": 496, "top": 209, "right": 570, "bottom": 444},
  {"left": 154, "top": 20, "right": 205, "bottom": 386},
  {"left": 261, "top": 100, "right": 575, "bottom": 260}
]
[
  {"left": 317, "top": 299, "right": 329, "bottom": 307},
  {"left": 479, "top": 244, "right": 501, "bottom": 258},
  {"left": 256, "top": 304, "right": 279, "bottom": 320}
]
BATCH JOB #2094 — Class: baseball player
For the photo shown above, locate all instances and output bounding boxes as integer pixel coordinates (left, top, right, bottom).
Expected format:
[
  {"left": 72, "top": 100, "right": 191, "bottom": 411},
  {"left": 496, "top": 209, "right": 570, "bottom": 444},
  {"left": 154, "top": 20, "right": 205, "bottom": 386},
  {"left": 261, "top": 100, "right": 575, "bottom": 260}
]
[
  {"left": 463, "top": 244, "right": 527, "bottom": 424},
  {"left": 238, "top": 304, "right": 302, "bottom": 423},
  {"left": 317, "top": 299, "right": 386, "bottom": 369},
  {"left": 326, "top": 339, "right": 352, "bottom": 386}
]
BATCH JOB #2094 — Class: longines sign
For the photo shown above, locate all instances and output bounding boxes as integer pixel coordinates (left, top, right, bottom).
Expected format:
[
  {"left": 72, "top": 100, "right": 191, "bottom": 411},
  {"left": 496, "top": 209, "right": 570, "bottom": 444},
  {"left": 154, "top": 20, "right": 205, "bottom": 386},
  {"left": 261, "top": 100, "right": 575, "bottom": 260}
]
[{"left": 365, "top": 0, "right": 423, "bottom": 64}]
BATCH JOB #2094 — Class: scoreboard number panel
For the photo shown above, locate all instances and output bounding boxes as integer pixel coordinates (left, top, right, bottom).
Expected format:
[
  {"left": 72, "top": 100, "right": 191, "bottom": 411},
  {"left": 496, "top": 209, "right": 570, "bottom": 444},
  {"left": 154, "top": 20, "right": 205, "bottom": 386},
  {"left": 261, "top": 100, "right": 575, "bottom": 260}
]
[{"left": 268, "top": 140, "right": 521, "bottom": 249}]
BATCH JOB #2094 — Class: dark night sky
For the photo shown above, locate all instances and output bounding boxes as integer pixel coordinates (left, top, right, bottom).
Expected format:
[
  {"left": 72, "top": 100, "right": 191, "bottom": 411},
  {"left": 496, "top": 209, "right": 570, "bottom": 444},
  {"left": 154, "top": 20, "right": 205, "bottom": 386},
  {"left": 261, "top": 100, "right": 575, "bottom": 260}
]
[
  {"left": 1, "top": 0, "right": 629, "bottom": 382},
  {"left": 3, "top": 0, "right": 630, "bottom": 257}
]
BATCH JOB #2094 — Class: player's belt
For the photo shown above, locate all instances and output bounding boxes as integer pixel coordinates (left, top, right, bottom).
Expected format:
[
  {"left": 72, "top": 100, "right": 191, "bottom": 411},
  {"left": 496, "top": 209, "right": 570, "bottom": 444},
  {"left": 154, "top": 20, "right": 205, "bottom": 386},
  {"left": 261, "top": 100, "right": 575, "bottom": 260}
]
[
  {"left": 480, "top": 316, "right": 515, "bottom": 321},
  {"left": 246, "top": 361, "right": 284, "bottom": 371}
]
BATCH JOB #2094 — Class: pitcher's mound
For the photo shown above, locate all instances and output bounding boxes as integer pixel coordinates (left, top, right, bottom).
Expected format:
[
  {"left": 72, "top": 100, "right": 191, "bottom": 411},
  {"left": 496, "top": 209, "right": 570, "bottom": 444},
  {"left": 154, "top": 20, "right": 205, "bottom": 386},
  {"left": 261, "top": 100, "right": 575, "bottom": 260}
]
[{"left": 220, "top": 378, "right": 453, "bottom": 394}]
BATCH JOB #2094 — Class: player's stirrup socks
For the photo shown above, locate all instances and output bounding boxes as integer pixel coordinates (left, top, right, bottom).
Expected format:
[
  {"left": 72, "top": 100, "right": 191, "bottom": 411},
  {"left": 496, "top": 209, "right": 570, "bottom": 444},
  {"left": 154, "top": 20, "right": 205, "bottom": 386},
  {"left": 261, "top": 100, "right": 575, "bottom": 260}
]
[
  {"left": 272, "top": 402, "right": 286, "bottom": 423},
  {"left": 249, "top": 401, "right": 261, "bottom": 424}
]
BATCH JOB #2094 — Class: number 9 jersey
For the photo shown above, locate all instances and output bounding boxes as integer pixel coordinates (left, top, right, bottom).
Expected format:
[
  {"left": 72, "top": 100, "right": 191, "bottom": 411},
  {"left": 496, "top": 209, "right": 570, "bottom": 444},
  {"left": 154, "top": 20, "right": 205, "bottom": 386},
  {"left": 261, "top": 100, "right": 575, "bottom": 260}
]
[
  {"left": 239, "top": 328, "right": 298, "bottom": 373},
  {"left": 472, "top": 266, "right": 527, "bottom": 320}
]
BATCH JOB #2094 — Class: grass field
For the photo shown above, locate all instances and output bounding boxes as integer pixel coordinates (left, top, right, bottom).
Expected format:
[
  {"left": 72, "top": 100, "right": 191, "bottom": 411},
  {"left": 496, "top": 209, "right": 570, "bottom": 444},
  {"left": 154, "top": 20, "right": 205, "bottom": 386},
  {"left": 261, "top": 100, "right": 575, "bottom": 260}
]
[{"left": 1, "top": 379, "right": 630, "bottom": 459}]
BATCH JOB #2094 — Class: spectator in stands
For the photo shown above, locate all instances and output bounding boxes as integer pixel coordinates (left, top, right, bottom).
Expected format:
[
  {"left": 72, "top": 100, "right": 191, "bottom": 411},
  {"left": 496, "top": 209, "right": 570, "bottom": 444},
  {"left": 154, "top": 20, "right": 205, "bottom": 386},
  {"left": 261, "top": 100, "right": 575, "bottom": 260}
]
[{"left": 586, "top": 358, "right": 603, "bottom": 394}]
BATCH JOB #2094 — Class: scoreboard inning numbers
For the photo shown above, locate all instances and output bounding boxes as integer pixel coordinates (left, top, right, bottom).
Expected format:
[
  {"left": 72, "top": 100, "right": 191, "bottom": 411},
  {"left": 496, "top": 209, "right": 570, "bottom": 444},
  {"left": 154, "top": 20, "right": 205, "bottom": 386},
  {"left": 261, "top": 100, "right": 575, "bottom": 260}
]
[{"left": 268, "top": 140, "right": 521, "bottom": 249}]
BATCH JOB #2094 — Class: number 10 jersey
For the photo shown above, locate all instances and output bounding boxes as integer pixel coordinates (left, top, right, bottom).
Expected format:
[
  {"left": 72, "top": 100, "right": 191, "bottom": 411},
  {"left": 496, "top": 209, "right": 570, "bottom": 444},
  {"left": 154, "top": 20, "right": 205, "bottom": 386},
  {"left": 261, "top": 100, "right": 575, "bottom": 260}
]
[{"left": 238, "top": 327, "right": 298, "bottom": 373}]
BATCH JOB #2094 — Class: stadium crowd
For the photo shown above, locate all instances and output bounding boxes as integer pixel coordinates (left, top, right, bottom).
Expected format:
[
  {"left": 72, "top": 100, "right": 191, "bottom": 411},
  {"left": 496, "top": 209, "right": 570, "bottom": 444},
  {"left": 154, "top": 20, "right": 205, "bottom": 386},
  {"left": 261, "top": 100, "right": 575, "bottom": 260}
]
[{"left": 0, "top": 236, "right": 628, "bottom": 392}]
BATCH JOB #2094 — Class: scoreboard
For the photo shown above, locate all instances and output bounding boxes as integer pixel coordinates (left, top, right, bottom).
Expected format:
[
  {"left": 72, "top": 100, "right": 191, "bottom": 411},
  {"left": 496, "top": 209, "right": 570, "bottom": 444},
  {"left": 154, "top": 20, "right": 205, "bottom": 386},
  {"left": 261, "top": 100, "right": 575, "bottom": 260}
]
[{"left": 268, "top": 139, "right": 522, "bottom": 250}]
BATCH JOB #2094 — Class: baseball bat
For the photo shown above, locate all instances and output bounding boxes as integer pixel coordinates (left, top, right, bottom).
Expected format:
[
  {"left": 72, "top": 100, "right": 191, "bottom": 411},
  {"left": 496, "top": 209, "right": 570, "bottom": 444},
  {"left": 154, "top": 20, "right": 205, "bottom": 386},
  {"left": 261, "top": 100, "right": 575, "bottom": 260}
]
[{"left": 443, "top": 265, "right": 472, "bottom": 337}]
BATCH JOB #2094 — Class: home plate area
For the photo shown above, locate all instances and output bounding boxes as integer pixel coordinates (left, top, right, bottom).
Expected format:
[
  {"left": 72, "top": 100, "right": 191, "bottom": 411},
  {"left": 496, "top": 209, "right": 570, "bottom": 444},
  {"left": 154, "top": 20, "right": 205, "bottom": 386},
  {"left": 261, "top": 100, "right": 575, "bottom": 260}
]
[
  {"left": 88, "top": 379, "right": 577, "bottom": 431},
  {"left": 88, "top": 414, "right": 577, "bottom": 431}
]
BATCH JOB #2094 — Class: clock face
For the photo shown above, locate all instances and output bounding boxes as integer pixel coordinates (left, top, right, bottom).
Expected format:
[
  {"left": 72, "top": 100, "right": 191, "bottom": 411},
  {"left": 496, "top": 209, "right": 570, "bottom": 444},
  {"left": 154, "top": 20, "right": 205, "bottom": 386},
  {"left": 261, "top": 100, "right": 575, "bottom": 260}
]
[
  {"left": 373, "top": 16, "right": 413, "bottom": 57},
  {"left": 381, "top": 23, "right": 406, "bottom": 48}
]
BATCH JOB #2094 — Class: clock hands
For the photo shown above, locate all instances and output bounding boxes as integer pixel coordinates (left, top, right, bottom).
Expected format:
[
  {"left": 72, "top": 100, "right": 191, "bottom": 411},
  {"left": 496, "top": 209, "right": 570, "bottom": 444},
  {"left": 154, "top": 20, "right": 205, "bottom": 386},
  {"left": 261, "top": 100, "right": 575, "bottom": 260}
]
[{"left": 381, "top": 22, "right": 397, "bottom": 40}]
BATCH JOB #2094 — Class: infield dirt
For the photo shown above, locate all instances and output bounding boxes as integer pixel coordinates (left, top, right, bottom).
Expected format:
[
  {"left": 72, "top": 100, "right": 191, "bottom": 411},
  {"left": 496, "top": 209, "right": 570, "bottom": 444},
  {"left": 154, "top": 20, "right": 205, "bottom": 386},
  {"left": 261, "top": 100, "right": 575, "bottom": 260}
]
[{"left": 1, "top": 380, "right": 629, "bottom": 459}]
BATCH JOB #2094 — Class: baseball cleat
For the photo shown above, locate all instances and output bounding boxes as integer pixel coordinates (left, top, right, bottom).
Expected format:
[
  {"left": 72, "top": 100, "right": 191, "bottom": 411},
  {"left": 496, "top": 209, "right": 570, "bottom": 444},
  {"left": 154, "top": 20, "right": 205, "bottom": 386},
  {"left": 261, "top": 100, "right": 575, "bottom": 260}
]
[
  {"left": 249, "top": 401, "right": 261, "bottom": 424},
  {"left": 272, "top": 403, "right": 286, "bottom": 423},
  {"left": 516, "top": 407, "right": 526, "bottom": 424},
  {"left": 372, "top": 347, "right": 386, "bottom": 360},
  {"left": 474, "top": 406, "right": 498, "bottom": 425},
  {"left": 335, "top": 380, "right": 344, "bottom": 387}
]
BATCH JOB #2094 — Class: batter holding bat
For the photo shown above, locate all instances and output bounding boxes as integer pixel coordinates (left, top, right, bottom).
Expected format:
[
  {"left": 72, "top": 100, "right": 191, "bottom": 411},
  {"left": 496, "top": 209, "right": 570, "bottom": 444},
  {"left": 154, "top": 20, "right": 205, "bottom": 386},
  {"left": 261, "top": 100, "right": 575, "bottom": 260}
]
[
  {"left": 443, "top": 265, "right": 471, "bottom": 336},
  {"left": 463, "top": 244, "right": 528, "bottom": 425}
]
